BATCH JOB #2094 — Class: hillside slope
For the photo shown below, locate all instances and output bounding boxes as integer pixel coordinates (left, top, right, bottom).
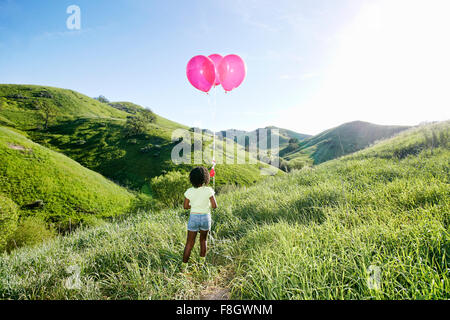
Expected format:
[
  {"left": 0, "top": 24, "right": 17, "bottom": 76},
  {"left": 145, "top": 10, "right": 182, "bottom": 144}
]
[
  {"left": 0, "top": 85, "right": 280, "bottom": 191},
  {"left": 26, "top": 110, "right": 277, "bottom": 191},
  {"left": 1, "top": 121, "right": 447, "bottom": 300},
  {"left": 220, "top": 126, "right": 311, "bottom": 150},
  {"left": 0, "top": 126, "right": 135, "bottom": 227},
  {"left": 282, "top": 121, "right": 410, "bottom": 164},
  {"left": 0, "top": 84, "right": 128, "bottom": 129}
]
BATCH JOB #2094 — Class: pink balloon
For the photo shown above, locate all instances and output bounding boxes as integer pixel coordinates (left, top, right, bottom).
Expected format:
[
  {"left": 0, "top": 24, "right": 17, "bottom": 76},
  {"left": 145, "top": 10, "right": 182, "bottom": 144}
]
[
  {"left": 218, "top": 54, "right": 246, "bottom": 92},
  {"left": 186, "top": 55, "right": 215, "bottom": 93},
  {"left": 208, "top": 54, "right": 223, "bottom": 86}
]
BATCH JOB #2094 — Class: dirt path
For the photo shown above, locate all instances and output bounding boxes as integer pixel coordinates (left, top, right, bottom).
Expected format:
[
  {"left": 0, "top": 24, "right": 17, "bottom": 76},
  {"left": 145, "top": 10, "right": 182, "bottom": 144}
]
[
  {"left": 8, "top": 143, "right": 30, "bottom": 151},
  {"left": 199, "top": 266, "right": 234, "bottom": 300},
  {"left": 200, "top": 287, "right": 230, "bottom": 300}
]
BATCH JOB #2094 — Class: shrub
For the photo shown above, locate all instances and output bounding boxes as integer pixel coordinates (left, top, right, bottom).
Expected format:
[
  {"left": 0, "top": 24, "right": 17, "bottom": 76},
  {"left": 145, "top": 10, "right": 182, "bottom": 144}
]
[
  {"left": 0, "top": 195, "right": 18, "bottom": 251},
  {"left": 150, "top": 171, "right": 191, "bottom": 208},
  {"left": 6, "top": 217, "right": 55, "bottom": 251},
  {"left": 141, "top": 109, "right": 156, "bottom": 123},
  {"left": 80, "top": 216, "right": 107, "bottom": 228},
  {"left": 279, "top": 159, "right": 289, "bottom": 172},
  {"left": 95, "top": 95, "right": 109, "bottom": 104},
  {"left": 33, "top": 91, "right": 53, "bottom": 98},
  {"left": 127, "top": 139, "right": 138, "bottom": 145},
  {"left": 287, "top": 158, "right": 309, "bottom": 171},
  {"left": 0, "top": 98, "right": 7, "bottom": 110},
  {"left": 125, "top": 115, "right": 148, "bottom": 136},
  {"left": 140, "top": 144, "right": 153, "bottom": 153}
]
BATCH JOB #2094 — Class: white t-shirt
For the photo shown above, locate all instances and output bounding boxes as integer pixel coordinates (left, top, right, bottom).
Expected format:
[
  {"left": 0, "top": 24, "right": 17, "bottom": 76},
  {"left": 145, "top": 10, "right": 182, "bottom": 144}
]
[{"left": 184, "top": 186, "right": 215, "bottom": 214}]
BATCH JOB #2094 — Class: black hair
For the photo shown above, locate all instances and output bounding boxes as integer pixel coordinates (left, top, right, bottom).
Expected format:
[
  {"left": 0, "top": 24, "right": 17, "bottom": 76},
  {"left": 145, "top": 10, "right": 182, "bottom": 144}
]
[{"left": 189, "top": 166, "right": 210, "bottom": 188}]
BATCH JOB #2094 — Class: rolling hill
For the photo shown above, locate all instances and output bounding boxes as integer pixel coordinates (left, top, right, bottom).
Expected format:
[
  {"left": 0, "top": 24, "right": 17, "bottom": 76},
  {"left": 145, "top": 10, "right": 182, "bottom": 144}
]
[
  {"left": 282, "top": 121, "right": 411, "bottom": 165},
  {"left": 219, "top": 126, "right": 311, "bottom": 150},
  {"left": 0, "top": 84, "right": 128, "bottom": 129},
  {"left": 0, "top": 126, "right": 135, "bottom": 228},
  {"left": 0, "top": 85, "right": 281, "bottom": 192},
  {"left": 0, "top": 121, "right": 447, "bottom": 299}
]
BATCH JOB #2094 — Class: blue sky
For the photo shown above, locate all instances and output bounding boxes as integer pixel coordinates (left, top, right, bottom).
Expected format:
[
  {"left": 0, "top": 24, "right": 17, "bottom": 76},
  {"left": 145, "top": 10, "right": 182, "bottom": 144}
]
[{"left": 1, "top": 0, "right": 449, "bottom": 134}]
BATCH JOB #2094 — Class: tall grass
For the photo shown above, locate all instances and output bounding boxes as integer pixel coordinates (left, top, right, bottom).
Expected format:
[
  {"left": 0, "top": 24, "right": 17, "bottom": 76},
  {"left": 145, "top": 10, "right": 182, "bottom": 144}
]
[{"left": 0, "top": 122, "right": 448, "bottom": 299}]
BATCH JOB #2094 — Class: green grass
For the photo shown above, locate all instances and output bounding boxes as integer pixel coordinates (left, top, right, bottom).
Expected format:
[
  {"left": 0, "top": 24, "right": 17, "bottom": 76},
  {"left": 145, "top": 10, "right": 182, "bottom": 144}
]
[
  {"left": 0, "top": 126, "right": 135, "bottom": 228},
  {"left": 0, "top": 84, "right": 128, "bottom": 129},
  {"left": 0, "top": 194, "right": 18, "bottom": 251},
  {"left": 25, "top": 117, "right": 276, "bottom": 191},
  {"left": 0, "top": 121, "right": 448, "bottom": 300},
  {"left": 224, "top": 126, "right": 311, "bottom": 150},
  {"left": 283, "top": 120, "right": 410, "bottom": 164},
  {"left": 0, "top": 85, "right": 279, "bottom": 191}
]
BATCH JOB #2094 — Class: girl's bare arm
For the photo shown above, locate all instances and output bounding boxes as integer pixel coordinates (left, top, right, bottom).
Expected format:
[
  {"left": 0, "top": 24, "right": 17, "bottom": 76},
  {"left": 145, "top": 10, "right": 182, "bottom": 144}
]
[
  {"left": 184, "top": 198, "right": 191, "bottom": 210},
  {"left": 210, "top": 196, "right": 217, "bottom": 209}
]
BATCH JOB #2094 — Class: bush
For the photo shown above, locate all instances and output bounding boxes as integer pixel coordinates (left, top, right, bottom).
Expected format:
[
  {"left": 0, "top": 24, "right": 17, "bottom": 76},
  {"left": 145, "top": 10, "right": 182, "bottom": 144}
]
[
  {"left": 141, "top": 109, "right": 156, "bottom": 123},
  {"left": 150, "top": 171, "right": 191, "bottom": 208},
  {"left": 80, "top": 216, "right": 107, "bottom": 228},
  {"left": 6, "top": 217, "right": 55, "bottom": 251},
  {"left": 0, "top": 195, "right": 18, "bottom": 251},
  {"left": 287, "top": 158, "right": 309, "bottom": 171},
  {"left": 127, "top": 139, "right": 138, "bottom": 145},
  {"left": 95, "top": 95, "right": 110, "bottom": 104},
  {"left": 279, "top": 159, "right": 289, "bottom": 172},
  {"left": 0, "top": 98, "right": 8, "bottom": 110},
  {"left": 125, "top": 115, "right": 148, "bottom": 136},
  {"left": 140, "top": 144, "right": 153, "bottom": 153}
]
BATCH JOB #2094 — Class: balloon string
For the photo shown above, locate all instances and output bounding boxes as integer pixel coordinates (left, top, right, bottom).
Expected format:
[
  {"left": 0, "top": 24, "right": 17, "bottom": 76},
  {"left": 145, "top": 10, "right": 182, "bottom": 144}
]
[{"left": 210, "top": 88, "right": 217, "bottom": 190}]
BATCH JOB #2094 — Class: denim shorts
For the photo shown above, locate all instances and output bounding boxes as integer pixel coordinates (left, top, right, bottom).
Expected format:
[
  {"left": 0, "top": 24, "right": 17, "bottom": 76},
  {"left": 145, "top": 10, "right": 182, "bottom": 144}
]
[{"left": 187, "top": 213, "right": 212, "bottom": 232}]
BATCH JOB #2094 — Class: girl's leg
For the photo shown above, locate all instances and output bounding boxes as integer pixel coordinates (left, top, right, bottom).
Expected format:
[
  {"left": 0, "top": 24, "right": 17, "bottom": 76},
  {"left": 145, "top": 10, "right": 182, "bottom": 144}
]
[
  {"left": 199, "top": 230, "right": 208, "bottom": 258},
  {"left": 183, "top": 231, "right": 198, "bottom": 263}
]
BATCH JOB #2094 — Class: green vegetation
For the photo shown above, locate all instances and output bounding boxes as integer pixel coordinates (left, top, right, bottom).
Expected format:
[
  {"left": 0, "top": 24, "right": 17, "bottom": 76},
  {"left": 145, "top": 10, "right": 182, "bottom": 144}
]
[
  {"left": 1, "top": 121, "right": 448, "bottom": 300},
  {"left": 283, "top": 121, "right": 410, "bottom": 164},
  {"left": 150, "top": 171, "right": 191, "bottom": 208},
  {"left": 0, "top": 126, "right": 135, "bottom": 230},
  {"left": 0, "top": 84, "right": 281, "bottom": 253},
  {"left": 265, "top": 126, "right": 311, "bottom": 149},
  {"left": 0, "top": 84, "right": 128, "bottom": 129},
  {"left": 0, "top": 194, "right": 18, "bottom": 251},
  {"left": 24, "top": 117, "right": 275, "bottom": 191},
  {"left": 0, "top": 85, "right": 279, "bottom": 192},
  {"left": 6, "top": 217, "right": 56, "bottom": 252},
  {"left": 221, "top": 126, "right": 311, "bottom": 151}
]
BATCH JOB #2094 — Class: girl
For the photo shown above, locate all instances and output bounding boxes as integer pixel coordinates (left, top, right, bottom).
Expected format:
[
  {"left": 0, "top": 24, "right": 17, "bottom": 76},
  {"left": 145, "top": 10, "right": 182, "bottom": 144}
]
[{"left": 182, "top": 166, "right": 217, "bottom": 264}]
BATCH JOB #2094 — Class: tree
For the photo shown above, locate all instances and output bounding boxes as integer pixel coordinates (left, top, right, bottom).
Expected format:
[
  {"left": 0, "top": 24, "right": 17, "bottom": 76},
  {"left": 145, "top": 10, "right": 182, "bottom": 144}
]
[
  {"left": 125, "top": 108, "right": 156, "bottom": 136},
  {"left": 141, "top": 109, "right": 156, "bottom": 123},
  {"left": 95, "top": 95, "right": 109, "bottom": 104},
  {"left": 125, "top": 115, "right": 148, "bottom": 136},
  {"left": 36, "top": 100, "right": 58, "bottom": 130}
]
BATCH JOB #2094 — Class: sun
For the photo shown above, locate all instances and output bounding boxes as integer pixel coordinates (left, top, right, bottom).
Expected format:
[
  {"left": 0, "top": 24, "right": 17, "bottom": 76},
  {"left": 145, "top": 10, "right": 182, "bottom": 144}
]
[{"left": 285, "top": 0, "right": 450, "bottom": 133}]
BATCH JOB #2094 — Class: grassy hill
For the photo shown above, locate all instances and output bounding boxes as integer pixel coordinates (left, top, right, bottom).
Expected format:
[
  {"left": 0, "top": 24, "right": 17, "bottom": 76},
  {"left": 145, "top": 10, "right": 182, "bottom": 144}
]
[
  {"left": 220, "top": 126, "right": 311, "bottom": 150},
  {"left": 0, "top": 85, "right": 280, "bottom": 191},
  {"left": 0, "top": 84, "right": 128, "bottom": 129},
  {"left": 282, "top": 121, "right": 410, "bottom": 165},
  {"left": 25, "top": 107, "right": 276, "bottom": 192},
  {"left": 1, "top": 121, "right": 447, "bottom": 300},
  {"left": 0, "top": 126, "right": 135, "bottom": 229}
]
